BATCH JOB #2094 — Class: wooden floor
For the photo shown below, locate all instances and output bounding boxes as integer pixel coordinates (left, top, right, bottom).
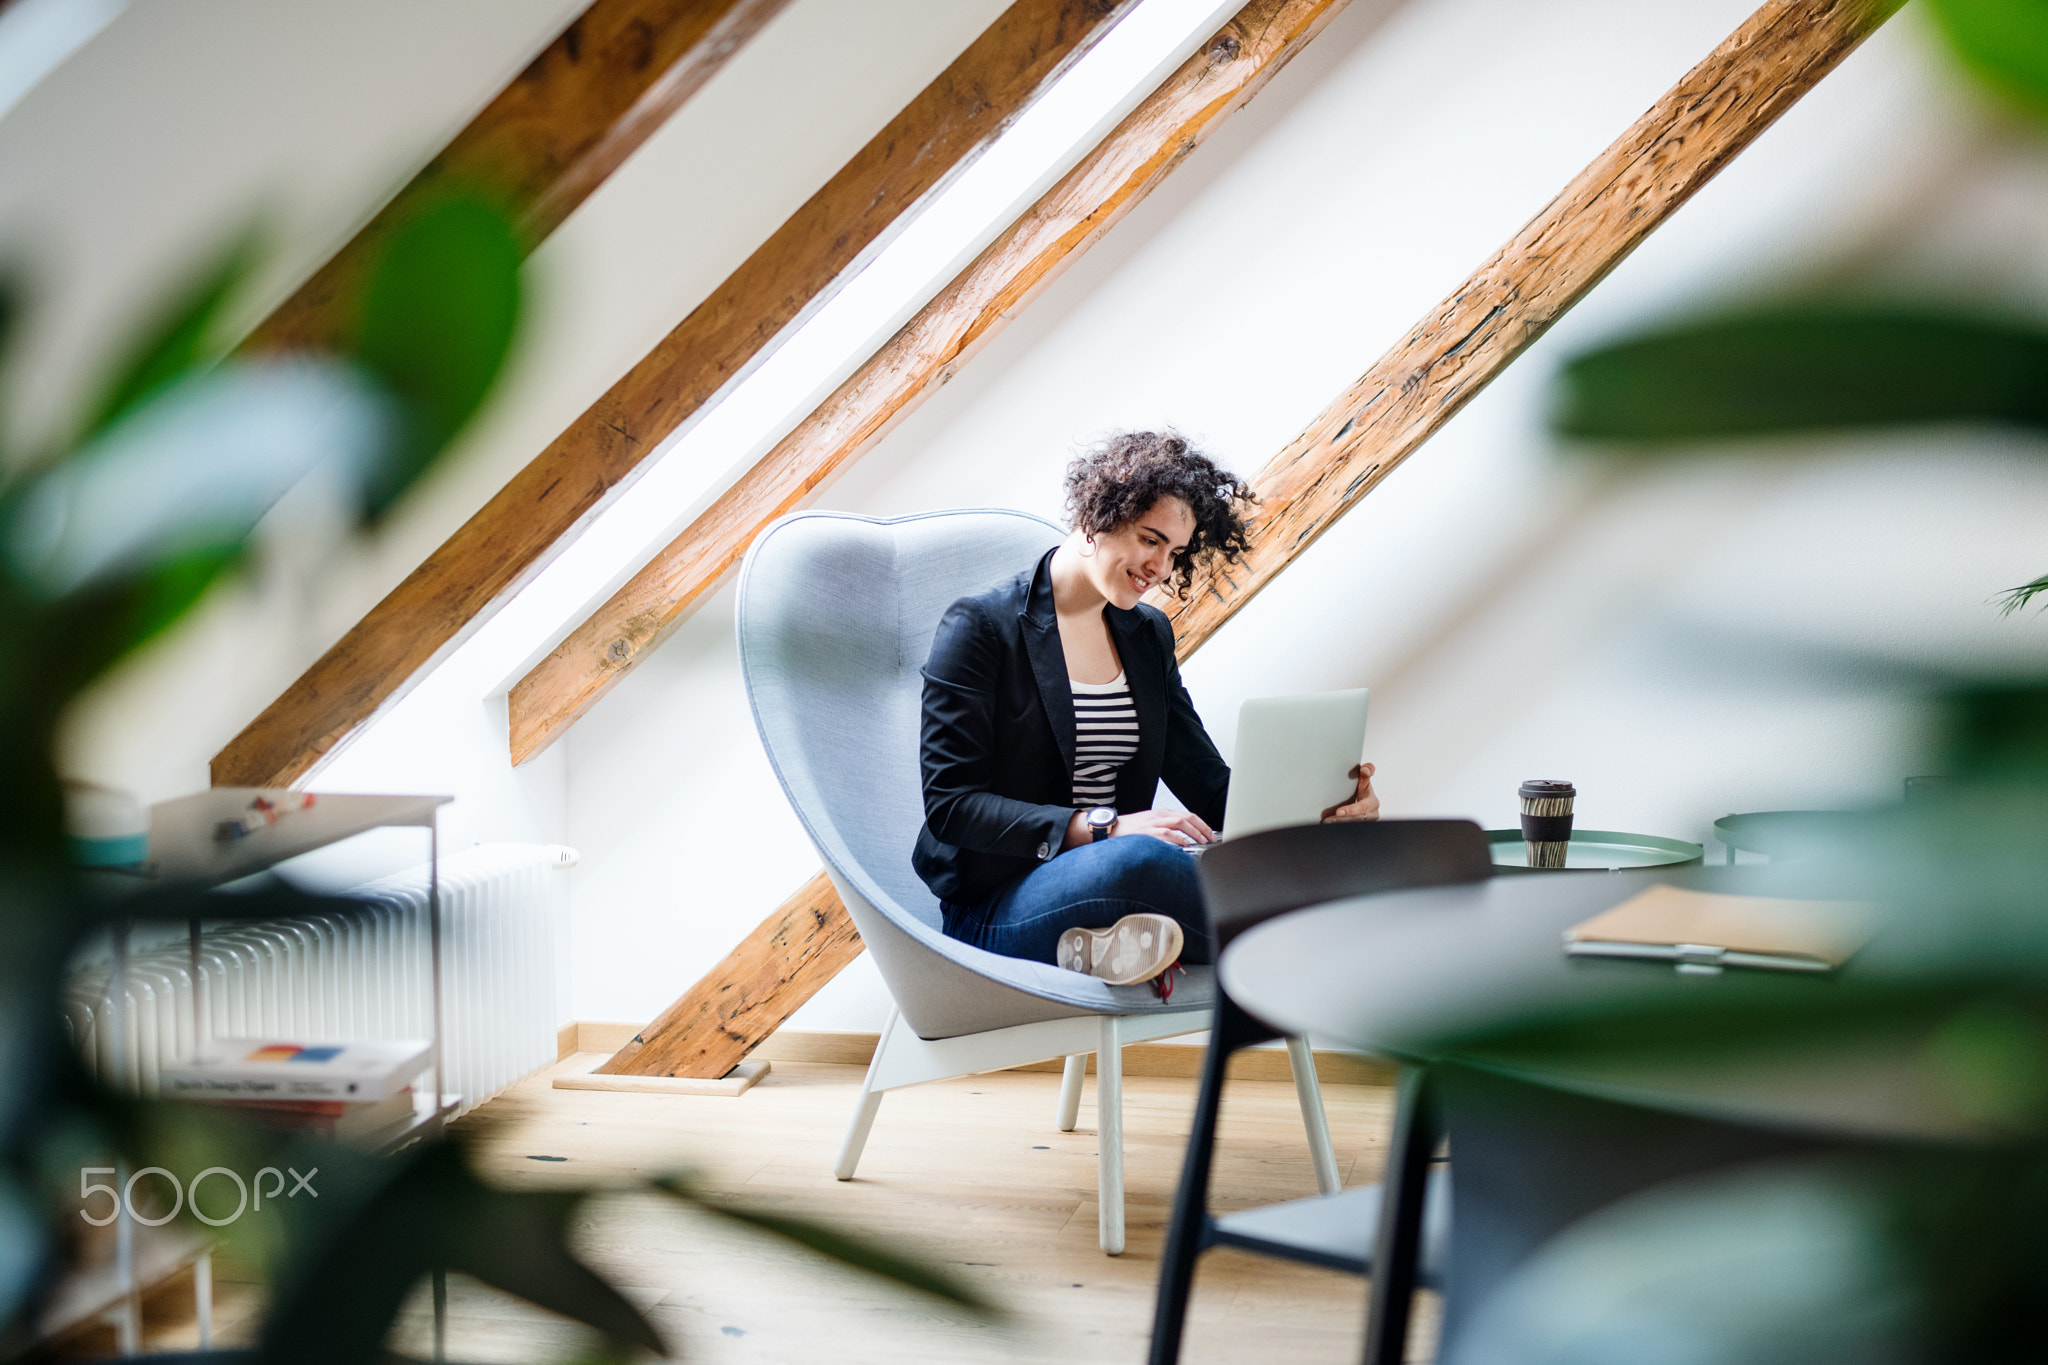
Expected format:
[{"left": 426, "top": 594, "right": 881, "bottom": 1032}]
[{"left": 70, "top": 1055, "right": 1440, "bottom": 1363}]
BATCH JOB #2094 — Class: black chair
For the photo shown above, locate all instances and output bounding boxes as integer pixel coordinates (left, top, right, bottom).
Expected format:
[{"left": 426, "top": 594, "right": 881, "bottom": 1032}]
[{"left": 1148, "top": 819, "right": 1492, "bottom": 1365}]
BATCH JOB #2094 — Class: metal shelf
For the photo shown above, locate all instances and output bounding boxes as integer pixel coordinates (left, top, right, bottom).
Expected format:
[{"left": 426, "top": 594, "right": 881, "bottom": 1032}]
[{"left": 78, "top": 786, "right": 453, "bottom": 1357}]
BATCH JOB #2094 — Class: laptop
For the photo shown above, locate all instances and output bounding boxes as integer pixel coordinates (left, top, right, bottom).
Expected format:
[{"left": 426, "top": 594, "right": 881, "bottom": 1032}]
[{"left": 1192, "top": 687, "right": 1371, "bottom": 847}]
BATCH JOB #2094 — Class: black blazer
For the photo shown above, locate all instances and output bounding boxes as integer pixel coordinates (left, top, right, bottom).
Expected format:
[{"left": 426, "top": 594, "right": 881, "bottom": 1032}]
[{"left": 913, "top": 548, "right": 1231, "bottom": 905}]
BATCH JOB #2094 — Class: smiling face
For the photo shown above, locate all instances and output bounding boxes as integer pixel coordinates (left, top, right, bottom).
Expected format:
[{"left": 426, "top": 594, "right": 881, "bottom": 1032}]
[{"left": 1083, "top": 495, "right": 1196, "bottom": 609}]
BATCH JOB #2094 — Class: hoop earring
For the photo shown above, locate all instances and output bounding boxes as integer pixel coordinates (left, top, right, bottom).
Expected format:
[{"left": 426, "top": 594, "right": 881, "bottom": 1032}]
[{"left": 1077, "top": 534, "right": 1096, "bottom": 559}]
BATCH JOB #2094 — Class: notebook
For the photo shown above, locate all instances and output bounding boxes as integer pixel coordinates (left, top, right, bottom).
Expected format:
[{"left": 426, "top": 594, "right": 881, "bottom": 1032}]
[{"left": 1563, "top": 884, "right": 1876, "bottom": 975}]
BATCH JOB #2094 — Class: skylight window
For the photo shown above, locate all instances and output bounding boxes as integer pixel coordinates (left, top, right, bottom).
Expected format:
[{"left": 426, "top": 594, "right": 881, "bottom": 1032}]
[{"left": 352, "top": 0, "right": 1247, "bottom": 733}]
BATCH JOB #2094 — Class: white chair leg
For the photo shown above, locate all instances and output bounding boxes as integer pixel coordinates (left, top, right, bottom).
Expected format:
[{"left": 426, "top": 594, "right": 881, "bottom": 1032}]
[
  {"left": 835, "top": 1089, "right": 885, "bottom": 1181},
  {"left": 194, "top": 1250, "right": 213, "bottom": 1349},
  {"left": 114, "top": 1293, "right": 139, "bottom": 1356},
  {"left": 1286, "top": 1034, "right": 1342, "bottom": 1196},
  {"left": 1097, "top": 1015, "right": 1125, "bottom": 1255},
  {"left": 1057, "top": 1054, "right": 1086, "bottom": 1131},
  {"left": 835, "top": 1009, "right": 899, "bottom": 1180}
]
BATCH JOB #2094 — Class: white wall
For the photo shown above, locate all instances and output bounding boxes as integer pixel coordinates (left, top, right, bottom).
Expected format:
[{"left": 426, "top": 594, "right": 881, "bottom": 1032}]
[{"left": 562, "top": 0, "right": 2048, "bottom": 1032}]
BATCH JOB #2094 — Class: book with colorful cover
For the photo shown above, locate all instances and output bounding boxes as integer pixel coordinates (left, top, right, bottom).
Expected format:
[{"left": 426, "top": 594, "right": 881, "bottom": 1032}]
[
  {"left": 161, "top": 1039, "right": 430, "bottom": 1100},
  {"left": 223, "top": 1087, "right": 416, "bottom": 1140}
]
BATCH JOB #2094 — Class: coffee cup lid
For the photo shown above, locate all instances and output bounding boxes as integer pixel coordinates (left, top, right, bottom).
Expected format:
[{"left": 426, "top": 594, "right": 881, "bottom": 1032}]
[{"left": 1518, "top": 779, "right": 1575, "bottom": 798}]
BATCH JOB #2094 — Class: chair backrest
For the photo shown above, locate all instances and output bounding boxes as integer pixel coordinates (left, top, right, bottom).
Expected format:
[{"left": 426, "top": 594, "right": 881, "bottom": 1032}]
[
  {"left": 1196, "top": 819, "right": 1493, "bottom": 950},
  {"left": 738, "top": 509, "right": 1064, "bottom": 930},
  {"left": 740, "top": 509, "right": 1207, "bottom": 1039}
]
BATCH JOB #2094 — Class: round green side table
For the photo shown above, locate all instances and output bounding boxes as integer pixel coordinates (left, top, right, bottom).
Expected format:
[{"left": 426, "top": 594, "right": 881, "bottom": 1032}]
[
  {"left": 1711, "top": 810, "right": 1859, "bottom": 864},
  {"left": 1483, "top": 829, "right": 1703, "bottom": 874}
]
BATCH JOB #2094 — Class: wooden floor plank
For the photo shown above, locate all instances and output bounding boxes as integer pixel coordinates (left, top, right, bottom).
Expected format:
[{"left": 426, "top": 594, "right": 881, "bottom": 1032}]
[
  {"left": 67, "top": 1058, "right": 1432, "bottom": 1361},
  {"left": 429, "top": 1058, "right": 1417, "bottom": 1363}
]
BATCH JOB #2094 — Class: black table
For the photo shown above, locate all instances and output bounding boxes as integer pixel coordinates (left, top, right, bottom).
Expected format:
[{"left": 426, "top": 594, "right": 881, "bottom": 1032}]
[{"left": 1219, "top": 865, "right": 1999, "bottom": 1363}]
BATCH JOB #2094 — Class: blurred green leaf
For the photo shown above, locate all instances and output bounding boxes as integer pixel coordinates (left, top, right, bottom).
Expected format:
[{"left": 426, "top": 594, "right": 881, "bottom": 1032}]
[
  {"left": 1879, "top": 1152, "right": 2048, "bottom": 1360},
  {"left": 0, "top": 179, "right": 533, "bottom": 1365},
  {"left": 1445, "top": 1153, "right": 1923, "bottom": 1365},
  {"left": 349, "top": 192, "right": 521, "bottom": 517},
  {"left": 1552, "top": 308, "right": 2048, "bottom": 445},
  {"left": 262, "top": 1141, "right": 659, "bottom": 1365},
  {"left": 0, "top": 1174, "right": 46, "bottom": 1350},
  {"left": 1923, "top": 999, "right": 2048, "bottom": 1129},
  {"left": 0, "top": 279, "right": 15, "bottom": 466},
  {"left": 1943, "top": 681, "right": 2048, "bottom": 782},
  {"left": 548, "top": 1348, "right": 639, "bottom": 1365},
  {"left": 1926, "top": 0, "right": 2048, "bottom": 118},
  {"left": 82, "top": 543, "right": 241, "bottom": 671},
  {"left": 2001, "top": 572, "right": 2048, "bottom": 614},
  {"left": 3, "top": 361, "right": 387, "bottom": 601},
  {"left": 0, "top": 544, "right": 244, "bottom": 772},
  {"left": 83, "top": 233, "right": 257, "bottom": 444},
  {"left": 656, "top": 1174, "right": 1000, "bottom": 1317}
]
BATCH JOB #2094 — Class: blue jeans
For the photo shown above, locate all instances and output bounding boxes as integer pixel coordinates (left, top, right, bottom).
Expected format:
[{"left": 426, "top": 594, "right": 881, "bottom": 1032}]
[{"left": 941, "top": 836, "right": 1214, "bottom": 967}]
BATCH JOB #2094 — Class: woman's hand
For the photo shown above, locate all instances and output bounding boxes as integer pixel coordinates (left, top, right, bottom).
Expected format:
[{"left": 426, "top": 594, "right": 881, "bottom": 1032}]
[
  {"left": 1063, "top": 807, "right": 1217, "bottom": 849},
  {"left": 1117, "top": 808, "right": 1218, "bottom": 846},
  {"left": 1321, "top": 762, "right": 1379, "bottom": 823}
]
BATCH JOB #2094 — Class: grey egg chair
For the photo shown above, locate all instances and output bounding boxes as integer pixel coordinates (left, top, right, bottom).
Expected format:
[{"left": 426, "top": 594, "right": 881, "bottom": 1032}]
[{"left": 736, "top": 508, "right": 1338, "bottom": 1255}]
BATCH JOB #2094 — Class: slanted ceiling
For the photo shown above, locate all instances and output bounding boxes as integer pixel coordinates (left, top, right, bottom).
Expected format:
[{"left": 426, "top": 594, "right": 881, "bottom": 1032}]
[
  {"left": 210, "top": 0, "right": 1140, "bottom": 790},
  {"left": 508, "top": 0, "right": 1355, "bottom": 766},
  {"left": 193, "top": 0, "right": 1900, "bottom": 1081}
]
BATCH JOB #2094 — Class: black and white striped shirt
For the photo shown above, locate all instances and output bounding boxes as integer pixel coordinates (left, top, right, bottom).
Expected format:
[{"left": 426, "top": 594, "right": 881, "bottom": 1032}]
[{"left": 1071, "top": 673, "right": 1139, "bottom": 808}]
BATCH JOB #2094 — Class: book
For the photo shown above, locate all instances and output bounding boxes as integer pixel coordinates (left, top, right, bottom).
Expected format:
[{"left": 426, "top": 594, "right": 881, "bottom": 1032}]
[
  {"left": 221, "top": 1088, "right": 416, "bottom": 1141},
  {"left": 1563, "top": 885, "right": 1876, "bottom": 974},
  {"left": 161, "top": 1039, "right": 430, "bottom": 1100}
]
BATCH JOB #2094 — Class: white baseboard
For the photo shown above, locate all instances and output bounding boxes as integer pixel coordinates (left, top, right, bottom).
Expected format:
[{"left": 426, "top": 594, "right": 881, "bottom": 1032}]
[{"left": 560, "top": 1022, "right": 1392, "bottom": 1086}]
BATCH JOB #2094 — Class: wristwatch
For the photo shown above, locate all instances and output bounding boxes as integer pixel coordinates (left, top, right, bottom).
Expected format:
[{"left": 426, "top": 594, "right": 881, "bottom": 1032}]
[{"left": 1086, "top": 806, "right": 1118, "bottom": 842}]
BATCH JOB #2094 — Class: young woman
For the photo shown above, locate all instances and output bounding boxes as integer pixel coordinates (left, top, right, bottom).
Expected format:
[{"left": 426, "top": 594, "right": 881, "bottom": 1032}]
[{"left": 913, "top": 431, "right": 1378, "bottom": 993}]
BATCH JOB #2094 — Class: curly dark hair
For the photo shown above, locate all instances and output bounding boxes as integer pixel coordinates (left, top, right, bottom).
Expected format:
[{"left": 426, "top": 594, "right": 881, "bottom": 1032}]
[{"left": 1064, "top": 430, "right": 1256, "bottom": 601}]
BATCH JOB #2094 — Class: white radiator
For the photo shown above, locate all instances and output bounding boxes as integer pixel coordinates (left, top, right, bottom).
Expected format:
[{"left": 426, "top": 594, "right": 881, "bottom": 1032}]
[{"left": 64, "top": 843, "right": 564, "bottom": 1116}]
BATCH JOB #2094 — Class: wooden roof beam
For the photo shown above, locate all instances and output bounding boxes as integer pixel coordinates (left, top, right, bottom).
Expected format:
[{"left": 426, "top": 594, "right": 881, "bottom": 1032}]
[
  {"left": 596, "top": 872, "right": 858, "bottom": 1081},
  {"left": 596, "top": 0, "right": 1903, "bottom": 1080},
  {"left": 510, "top": 0, "right": 1352, "bottom": 765},
  {"left": 1165, "top": 0, "right": 1906, "bottom": 652},
  {"left": 212, "top": 0, "right": 1141, "bottom": 788},
  {"left": 247, "top": 0, "right": 793, "bottom": 356}
]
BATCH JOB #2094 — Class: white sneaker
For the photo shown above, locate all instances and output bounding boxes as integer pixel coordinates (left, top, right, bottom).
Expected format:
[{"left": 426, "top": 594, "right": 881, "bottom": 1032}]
[{"left": 1056, "top": 913, "right": 1184, "bottom": 987}]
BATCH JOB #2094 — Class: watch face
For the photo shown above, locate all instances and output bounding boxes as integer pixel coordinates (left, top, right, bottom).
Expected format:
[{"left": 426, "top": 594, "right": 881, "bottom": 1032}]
[{"left": 1088, "top": 807, "right": 1116, "bottom": 828}]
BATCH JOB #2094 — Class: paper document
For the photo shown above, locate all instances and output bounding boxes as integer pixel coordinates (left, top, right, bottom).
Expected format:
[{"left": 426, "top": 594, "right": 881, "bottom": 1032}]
[{"left": 1563, "top": 884, "right": 1876, "bottom": 974}]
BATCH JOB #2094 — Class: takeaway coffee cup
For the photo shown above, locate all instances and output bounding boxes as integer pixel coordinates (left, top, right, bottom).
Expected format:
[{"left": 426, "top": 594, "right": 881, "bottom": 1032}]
[{"left": 1519, "top": 780, "right": 1576, "bottom": 869}]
